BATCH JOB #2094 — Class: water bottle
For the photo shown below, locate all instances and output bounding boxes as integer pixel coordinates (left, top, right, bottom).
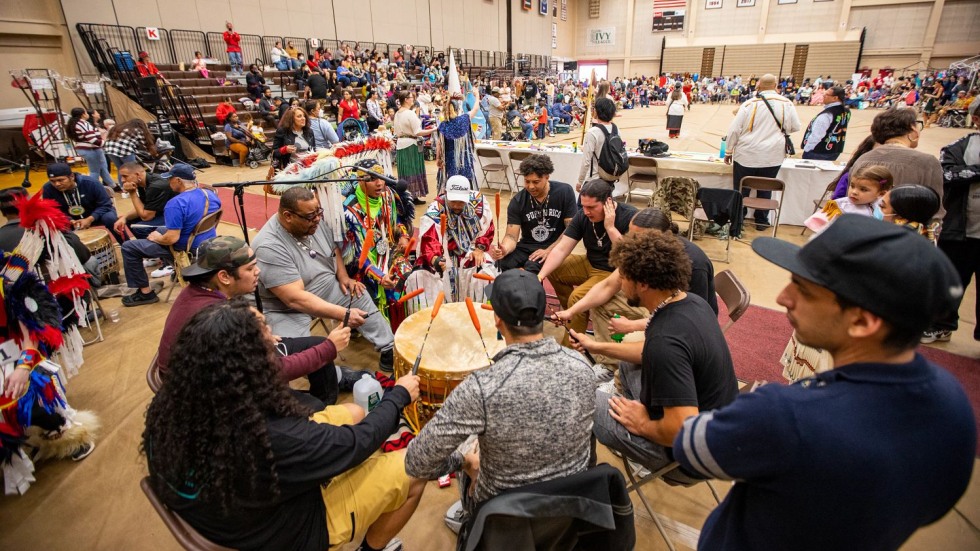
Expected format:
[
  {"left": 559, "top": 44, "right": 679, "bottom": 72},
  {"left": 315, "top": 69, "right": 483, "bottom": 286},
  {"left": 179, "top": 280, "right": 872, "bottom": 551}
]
[
  {"left": 719, "top": 137, "right": 727, "bottom": 159},
  {"left": 353, "top": 375, "right": 383, "bottom": 413},
  {"left": 611, "top": 314, "right": 625, "bottom": 343}
]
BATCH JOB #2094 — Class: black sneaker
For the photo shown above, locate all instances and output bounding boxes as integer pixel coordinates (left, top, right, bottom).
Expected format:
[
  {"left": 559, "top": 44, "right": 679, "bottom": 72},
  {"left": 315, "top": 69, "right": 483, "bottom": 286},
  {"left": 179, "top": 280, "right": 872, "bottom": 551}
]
[
  {"left": 379, "top": 348, "right": 394, "bottom": 373},
  {"left": 339, "top": 366, "right": 373, "bottom": 392},
  {"left": 72, "top": 442, "right": 95, "bottom": 461},
  {"left": 121, "top": 290, "right": 159, "bottom": 307}
]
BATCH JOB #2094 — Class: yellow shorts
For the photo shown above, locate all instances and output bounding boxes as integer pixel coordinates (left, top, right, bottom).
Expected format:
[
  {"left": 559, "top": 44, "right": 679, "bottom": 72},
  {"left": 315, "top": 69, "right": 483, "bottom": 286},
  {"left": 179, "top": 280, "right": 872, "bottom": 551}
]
[{"left": 310, "top": 406, "right": 410, "bottom": 550}]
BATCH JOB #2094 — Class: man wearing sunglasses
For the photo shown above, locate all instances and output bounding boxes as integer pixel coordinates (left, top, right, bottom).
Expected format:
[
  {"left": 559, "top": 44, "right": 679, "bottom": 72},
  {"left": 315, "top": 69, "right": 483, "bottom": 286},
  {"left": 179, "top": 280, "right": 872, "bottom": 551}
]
[{"left": 254, "top": 186, "right": 397, "bottom": 372}]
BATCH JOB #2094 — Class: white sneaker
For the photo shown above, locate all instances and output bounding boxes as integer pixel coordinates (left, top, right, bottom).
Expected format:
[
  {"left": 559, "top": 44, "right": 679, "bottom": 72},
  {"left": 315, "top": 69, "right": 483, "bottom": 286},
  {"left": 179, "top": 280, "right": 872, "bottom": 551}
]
[
  {"left": 151, "top": 265, "right": 174, "bottom": 278},
  {"left": 444, "top": 500, "right": 464, "bottom": 534},
  {"left": 143, "top": 258, "right": 162, "bottom": 268},
  {"left": 592, "top": 363, "right": 614, "bottom": 383},
  {"left": 381, "top": 538, "right": 403, "bottom": 551}
]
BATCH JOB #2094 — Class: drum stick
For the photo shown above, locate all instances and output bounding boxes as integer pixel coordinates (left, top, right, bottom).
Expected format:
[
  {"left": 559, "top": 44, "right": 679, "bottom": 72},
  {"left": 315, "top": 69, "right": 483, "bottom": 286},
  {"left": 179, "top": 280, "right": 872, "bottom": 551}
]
[
  {"left": 466, "top": 297, "right": 492, "bottom": 364},
  {"left": 397, "top": 287, "right": 425, "bottom": 304},
  {"left": 343, "top": 294, "right": 353, "bottom": 327},
  {"left": 473, "top": 272, "right": 495, "bottom": 282},
  {"left": 494, "top": 192, "right": 501, "bottom": 246},
  {"left": 547, "top": 304, "right": 596, "bottom": 365},
  {"left": 481, "top": 303, "right": 494, "bottom": 310},
  {"left": 358, "top": 228, "right": 375, "bottom": 277},
  {"left": 412, "top": 291, "right": 445, "bottom": 376}
]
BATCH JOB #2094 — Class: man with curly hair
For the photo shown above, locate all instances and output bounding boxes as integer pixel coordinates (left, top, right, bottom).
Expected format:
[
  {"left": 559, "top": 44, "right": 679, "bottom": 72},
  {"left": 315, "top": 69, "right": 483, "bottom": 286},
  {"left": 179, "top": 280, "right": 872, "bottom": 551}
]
[{"left": 570, "top": 231, "right": 737, "bottom": 482}]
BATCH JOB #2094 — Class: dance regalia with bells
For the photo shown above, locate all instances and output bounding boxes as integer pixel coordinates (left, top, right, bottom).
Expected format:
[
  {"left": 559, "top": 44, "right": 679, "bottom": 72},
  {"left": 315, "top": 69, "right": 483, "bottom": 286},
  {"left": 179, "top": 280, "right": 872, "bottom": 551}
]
[
  {"left": 341, "top": 165, "right": 409, "bottom": 321},
  {"left": 1, "top": 194, "right": 99, "bottom": 495}
]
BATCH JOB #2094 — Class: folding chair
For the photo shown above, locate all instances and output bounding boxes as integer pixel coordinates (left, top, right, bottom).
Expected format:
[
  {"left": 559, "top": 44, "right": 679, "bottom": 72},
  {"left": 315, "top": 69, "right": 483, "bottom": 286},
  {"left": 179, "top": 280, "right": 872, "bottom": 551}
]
[
  {"left": 714, "top": 269, "right": 751, "bottom": 333},
  {"left": 626, "top": 156, "right": 658, "bottom": 203},
  {"left": 692, "top": 188, "right": 742, "bottom": 263},
  {"left": 507, "top": 150, "right": 534, "bottom": 188},
  {"left": 476, "top": 148, "right": 513, "bottom": 192},
  {"left": 164, "top": 209, "right": 223, "bottom": 302},
  {"left": 801, "top": 180, "right": 838, "bottom": 235},
  {"left": 620, "top": 457, "right": 721, "bottom": 551},
  {"left": 739, "top": 176, "right": 785, "bottom": 237},
  {"left": 147, "top": 352, "right": 162, "bottom": 393},
  {"left": 140, "top": 477, "right": 234, "bottom": 551},
  {"left": 651, "top": 176, "right": 699, "bottom": 238}
]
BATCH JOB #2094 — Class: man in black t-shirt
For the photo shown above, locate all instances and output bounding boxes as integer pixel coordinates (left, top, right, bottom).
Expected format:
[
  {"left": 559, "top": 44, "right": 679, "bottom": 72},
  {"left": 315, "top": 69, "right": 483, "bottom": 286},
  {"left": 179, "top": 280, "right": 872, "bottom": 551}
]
[
  {"left": 570, "top": 231, "right": 737, "bottom": 481},
  {"left": 538, "top": 179, "right": 637, "bottom": 337},
  {"left": 113, "top": 161, "right": 177, "bottom": 239},
  {"left": 490, "top": 154, "right": 576, "bottom": 274},
  {"left": 305, "top": 70, "right": 329, "bottom": 100}
]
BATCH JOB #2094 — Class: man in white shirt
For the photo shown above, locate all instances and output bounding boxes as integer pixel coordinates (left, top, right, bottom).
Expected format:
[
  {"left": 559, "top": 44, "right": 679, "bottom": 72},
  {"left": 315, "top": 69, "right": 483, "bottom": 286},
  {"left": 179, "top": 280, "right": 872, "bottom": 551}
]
[{"left": 724, "top": 74, "right": 801, "bottom": 230}]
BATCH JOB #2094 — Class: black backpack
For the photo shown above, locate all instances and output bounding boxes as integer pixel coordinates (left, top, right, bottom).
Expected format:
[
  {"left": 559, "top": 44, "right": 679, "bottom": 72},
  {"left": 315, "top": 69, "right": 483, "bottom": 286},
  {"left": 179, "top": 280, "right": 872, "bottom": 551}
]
[{"left": 594, "top": 124, "right": 629, "bottom": 178}]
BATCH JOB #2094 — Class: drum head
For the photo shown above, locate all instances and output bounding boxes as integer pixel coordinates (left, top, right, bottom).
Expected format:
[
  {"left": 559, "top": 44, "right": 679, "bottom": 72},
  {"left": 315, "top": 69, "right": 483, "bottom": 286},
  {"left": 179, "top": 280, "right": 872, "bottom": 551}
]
[
  {"left": 394, "top": 302, "right": 505, "bottom": 376},
  {"left": 75, "top": 227, "right": 111, "bottom": 246}
]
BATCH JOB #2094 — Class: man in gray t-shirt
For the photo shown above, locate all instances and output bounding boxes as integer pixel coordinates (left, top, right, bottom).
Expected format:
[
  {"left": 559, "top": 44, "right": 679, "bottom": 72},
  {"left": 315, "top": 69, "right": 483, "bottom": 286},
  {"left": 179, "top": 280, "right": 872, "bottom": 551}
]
[{"left": 253, "top": 187, "right": 395, "bottom": 370}]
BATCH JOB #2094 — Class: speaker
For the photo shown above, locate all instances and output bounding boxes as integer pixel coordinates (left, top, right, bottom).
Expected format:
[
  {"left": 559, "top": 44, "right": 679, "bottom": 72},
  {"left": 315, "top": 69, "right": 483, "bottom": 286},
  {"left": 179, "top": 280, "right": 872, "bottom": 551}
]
[{"left": 138, "top": 76, "right": 162, "bottom": 108}]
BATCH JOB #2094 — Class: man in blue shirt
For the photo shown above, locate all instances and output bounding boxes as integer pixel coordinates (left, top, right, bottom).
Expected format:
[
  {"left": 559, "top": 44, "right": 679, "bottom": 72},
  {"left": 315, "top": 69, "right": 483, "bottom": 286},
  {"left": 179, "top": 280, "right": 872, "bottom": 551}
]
[
  {"left": 41, "top": 162, "right": 121, "bottom": 241},
  {"left": 121, "top": 163, "right": 221, "bottom": 306},
  {"left": 674, "top": 215, "right": 976, "bottom": 550}
]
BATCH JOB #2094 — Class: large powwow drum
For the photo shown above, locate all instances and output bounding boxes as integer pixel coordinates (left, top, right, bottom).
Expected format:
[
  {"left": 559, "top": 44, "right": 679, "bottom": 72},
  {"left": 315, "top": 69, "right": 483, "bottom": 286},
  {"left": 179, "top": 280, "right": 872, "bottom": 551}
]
[
  {"left": 393, "top": 302, "right": 504, "bottom": 429},
  {"left": 76, "top": 227, "right": 119, "bottom": 281}
]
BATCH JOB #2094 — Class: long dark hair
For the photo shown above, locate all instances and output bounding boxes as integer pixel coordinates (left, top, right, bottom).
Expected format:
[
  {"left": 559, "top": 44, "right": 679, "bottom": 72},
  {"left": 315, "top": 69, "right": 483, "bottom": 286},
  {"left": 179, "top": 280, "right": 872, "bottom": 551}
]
[
  {"left": 141, "top": 299, "right": 312, "bottom": 512},
  {"left": 66, "top": 107, "right": 87, "bottom": 141}
]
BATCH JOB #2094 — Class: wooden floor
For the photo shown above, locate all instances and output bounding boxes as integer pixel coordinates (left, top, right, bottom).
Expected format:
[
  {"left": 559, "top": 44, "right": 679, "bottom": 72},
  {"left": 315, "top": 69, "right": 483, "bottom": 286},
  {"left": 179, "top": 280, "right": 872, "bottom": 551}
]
[{"left": 0, "top": 104, "right": 977, "bottom": 550}]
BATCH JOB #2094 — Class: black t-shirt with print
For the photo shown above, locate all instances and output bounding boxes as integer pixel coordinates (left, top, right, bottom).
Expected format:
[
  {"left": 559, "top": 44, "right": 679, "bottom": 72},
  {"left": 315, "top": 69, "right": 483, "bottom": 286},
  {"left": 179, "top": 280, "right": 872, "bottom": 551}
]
[
  {"left": 138, "top": 174, "right": 177, "bottom": 216},
  {"left": 506, "top": 180, "right": 577, "bottom": 250},
  {"left": 563, "top": 201, "right": 637, "bottom": 272}
]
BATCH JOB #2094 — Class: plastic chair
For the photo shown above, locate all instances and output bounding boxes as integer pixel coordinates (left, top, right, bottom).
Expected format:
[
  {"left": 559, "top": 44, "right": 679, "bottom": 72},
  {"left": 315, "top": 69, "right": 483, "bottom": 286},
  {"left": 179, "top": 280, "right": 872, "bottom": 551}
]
[
  {"left": 739, "top": 176, "right": 785, "bottom": 237},
  {"left": 507, "top": 150, "right": 534, "bottom": 188},
  {"left": 164, "top": 209, "right": 223, "bottom": 302},
  {"left": 714, "top": 269, "right": 751, "bottom": 333},
  {"left": 147, "top": 352, "right": 162, "bottom": 393},
  {"left": 476, "top": 148, "right": 513, "bottom": 192},
  {"left": 801, "top": 180, "right": 838, "bottom": 235},
  {"left": 626, "top": 156, "right": 658, "bottom": 203},
  {"left": 140, "top": 477, "right": 234, "bottom": 551}
]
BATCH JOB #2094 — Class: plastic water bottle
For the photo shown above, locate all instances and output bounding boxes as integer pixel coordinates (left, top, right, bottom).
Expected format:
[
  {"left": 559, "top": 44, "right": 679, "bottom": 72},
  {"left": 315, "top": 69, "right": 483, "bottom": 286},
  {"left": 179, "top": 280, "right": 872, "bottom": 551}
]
[
  {"left": 353, "top": 375, "right": 383, "bottom": 413},
  {"left": 719, "top": 137, "right": 727, "bottom": 159},
  {"left": 611, "top": 315, "right": 625, "bottom": 343}
]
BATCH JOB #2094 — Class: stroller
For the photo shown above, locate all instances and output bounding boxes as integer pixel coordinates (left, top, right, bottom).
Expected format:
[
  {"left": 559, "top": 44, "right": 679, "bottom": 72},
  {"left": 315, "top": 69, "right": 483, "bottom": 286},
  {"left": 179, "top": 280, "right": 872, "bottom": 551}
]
[
  {"left": 339, "top": 118, "right": 369, "bottom": 141},
  {"left": 137, "top": 139, "right": 175, "bottom": 175},
  {"left": 246, "top": 139, "right": 272, "bottom": 169}
]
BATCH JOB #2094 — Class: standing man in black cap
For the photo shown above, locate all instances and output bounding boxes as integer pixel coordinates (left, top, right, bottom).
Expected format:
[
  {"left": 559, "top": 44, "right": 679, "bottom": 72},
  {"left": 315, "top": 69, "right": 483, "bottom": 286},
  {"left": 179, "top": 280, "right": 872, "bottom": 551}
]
[
  {"left": 673, "top": 215, "right": 975, "bottom": 550},
  {"left": 405, "top": 270, "right": 595, "bottom": 532},
  {"left": 41, "top": 162, "right": 121, "bottom": 241}
]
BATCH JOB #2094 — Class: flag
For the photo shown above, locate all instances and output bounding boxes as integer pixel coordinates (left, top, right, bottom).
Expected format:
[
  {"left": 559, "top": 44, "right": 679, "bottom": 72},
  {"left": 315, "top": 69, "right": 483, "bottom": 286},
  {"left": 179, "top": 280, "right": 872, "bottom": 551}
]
[{"left": 654, "top": 0, "right": 687, "bottom": 8}]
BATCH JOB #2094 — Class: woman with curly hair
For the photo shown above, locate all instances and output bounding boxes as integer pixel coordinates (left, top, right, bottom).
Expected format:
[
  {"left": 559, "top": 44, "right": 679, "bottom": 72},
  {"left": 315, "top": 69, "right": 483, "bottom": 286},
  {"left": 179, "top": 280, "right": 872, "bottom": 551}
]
[{"left": 142, "top": 299, "right": 424, "bottom": 551}]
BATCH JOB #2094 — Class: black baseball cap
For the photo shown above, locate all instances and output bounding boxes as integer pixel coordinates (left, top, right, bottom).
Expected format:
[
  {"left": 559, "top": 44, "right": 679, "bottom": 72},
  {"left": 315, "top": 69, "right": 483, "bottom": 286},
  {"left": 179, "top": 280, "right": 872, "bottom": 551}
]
[
  {"left": 752, "top": 215, "right": 963, "bottom": 331},
  {"left": 47, "top": 162, "right": 72, "bottom": 178},
  {"left": 487, "top": 270, "right": 546, "bottom": 327},
  {"left": 181, "top": 236, "right": 255, "bottom": 278}
]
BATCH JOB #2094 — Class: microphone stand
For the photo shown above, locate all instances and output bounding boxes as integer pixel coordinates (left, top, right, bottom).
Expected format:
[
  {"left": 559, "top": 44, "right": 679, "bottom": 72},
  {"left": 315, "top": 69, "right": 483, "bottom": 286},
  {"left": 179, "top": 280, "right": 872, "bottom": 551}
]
[
  {"left": 0, "top": 155, "right": 32, "bottom": 188},
  {"left": 210, "top": 167, "right": 357, "bottom": 310}
]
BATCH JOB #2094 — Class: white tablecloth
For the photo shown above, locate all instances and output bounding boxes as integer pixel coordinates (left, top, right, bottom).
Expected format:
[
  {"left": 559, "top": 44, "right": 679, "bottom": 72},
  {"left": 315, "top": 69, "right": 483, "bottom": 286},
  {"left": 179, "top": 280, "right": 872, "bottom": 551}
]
[{"left": 474, "top": 141, "right": 843, "bottom": 226}]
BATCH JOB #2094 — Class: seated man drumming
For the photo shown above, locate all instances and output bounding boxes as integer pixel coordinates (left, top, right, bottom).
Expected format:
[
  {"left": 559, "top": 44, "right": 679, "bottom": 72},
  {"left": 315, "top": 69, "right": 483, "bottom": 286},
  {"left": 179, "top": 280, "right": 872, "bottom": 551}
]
[
  {"left": 120, "top": 163, "right": 221, "bottom": 307},
  {"left": 572, "top": 231, "right": 737, "bottom": 483},
  {"left": 489, "top": 154, "right": 576, "bottom": 274},
  {"left": 254, "top": 187, "right": 396, "bottom": 372},
  {"left": 555, "top": 208, "right": 717, "bottom": 377},
  {"left": 156, "top": 236, "right": 365, "bottom": 404},
  {"left": 41, "top": 162, "right": 120, "bottom": 241},
  {"left": 113, "top": 161, "right": 176, "bottom": 239},
  {"left": 405, "top": 270, "right": 595, "bottom": 529}
]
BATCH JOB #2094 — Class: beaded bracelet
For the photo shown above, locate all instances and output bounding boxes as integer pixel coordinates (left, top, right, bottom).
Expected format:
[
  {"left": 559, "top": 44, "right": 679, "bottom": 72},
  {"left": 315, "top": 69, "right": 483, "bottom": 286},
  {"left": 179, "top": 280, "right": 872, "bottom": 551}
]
[{"left": 14, "top": 349, "right": 41, "bottom": 371}]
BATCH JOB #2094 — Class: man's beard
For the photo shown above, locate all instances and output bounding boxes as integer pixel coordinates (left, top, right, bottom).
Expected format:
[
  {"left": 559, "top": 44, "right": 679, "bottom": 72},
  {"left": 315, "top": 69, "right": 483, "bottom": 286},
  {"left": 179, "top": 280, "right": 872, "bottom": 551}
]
[{"left": 627, "top": 295, "right": 641, "bottom": 308}]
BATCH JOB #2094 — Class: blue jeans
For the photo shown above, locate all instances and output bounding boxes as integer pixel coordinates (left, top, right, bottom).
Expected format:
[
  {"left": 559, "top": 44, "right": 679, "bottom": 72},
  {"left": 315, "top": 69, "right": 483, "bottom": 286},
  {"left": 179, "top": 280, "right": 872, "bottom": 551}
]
[
  {"left": 522, "top": 122, "right": 533, "bottom": 140},
  {"left": 127, "top": 214, "right": 166, "bottom": 239},
  {"left": 77, "top": 148, "right": 114, "bottom": 187},
  {"left": 122, "top": 238, "right": 173, "bottom": 290},
  {"left": 106, "top": 153, "right": 136, "bottom": 187},
  {"left": 228, "top": 51, "right": 243, "bottom": 73},
  {"left": 274, "top": 60, "right": 290, "bottom": 71}
]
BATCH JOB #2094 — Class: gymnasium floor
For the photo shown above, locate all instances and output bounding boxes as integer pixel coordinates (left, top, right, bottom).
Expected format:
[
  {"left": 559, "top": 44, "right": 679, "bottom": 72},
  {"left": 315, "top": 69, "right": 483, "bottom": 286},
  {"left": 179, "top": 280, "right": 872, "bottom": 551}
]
[{"left": 0, "top": 103, "right": 977, "bottom": 550}]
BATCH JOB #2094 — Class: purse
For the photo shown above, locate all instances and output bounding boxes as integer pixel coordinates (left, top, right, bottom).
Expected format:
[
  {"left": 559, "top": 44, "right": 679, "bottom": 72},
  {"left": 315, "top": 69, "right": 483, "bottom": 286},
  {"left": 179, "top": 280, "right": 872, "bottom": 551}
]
[{"left": 759, "top": 94, "right": 795, "bottom": 156}]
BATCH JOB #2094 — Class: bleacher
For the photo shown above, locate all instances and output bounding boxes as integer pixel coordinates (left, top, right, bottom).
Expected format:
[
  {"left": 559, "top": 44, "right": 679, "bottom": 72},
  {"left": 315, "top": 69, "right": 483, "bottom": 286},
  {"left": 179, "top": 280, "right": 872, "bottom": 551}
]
[{"left": 74, "top": 22, "right": 556, "bottom": 157}]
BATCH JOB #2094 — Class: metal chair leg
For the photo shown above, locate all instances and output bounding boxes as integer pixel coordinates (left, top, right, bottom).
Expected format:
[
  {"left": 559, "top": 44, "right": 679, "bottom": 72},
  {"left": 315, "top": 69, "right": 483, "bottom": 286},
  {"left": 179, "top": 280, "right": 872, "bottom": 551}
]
[
  {"left": 80, "top": 288, "right": 104, "bottom": 345},
  {"left": 707, "top": 480, "right": 722, "bottom": 504},
  {"left": 622, "top": 456, "right": 678, "bottom": 551}
]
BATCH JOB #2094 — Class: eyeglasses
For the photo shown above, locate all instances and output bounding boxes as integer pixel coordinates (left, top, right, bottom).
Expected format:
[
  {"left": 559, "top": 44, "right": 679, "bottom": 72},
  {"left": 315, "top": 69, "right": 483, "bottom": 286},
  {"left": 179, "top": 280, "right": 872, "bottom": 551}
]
[{"left": 288, "top": 207, "right": 323, "bottom": 222}]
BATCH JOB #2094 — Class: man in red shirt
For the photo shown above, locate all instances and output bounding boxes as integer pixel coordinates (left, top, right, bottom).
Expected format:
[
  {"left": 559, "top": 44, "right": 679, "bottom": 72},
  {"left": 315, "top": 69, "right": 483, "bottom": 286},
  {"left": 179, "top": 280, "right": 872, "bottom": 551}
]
[
  {"left": 223, "top": 21, "right": 243, "bottom": 74},
  {"left": 156, "top": 235, "right": 369, "bottom": 405}
]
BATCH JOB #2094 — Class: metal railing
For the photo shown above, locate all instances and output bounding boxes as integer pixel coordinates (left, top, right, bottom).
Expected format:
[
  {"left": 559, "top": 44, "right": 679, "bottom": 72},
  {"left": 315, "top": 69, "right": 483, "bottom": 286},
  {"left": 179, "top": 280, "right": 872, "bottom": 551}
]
[{"left": 170, "top": 29, "right": 209, "bottom": 67}]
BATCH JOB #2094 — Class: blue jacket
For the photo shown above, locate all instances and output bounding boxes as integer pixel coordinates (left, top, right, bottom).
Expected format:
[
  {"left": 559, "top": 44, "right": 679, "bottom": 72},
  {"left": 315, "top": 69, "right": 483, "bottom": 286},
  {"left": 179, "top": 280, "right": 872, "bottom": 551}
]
[{"left": 41, "top": 172, "right": 116, "bottom": 220}]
